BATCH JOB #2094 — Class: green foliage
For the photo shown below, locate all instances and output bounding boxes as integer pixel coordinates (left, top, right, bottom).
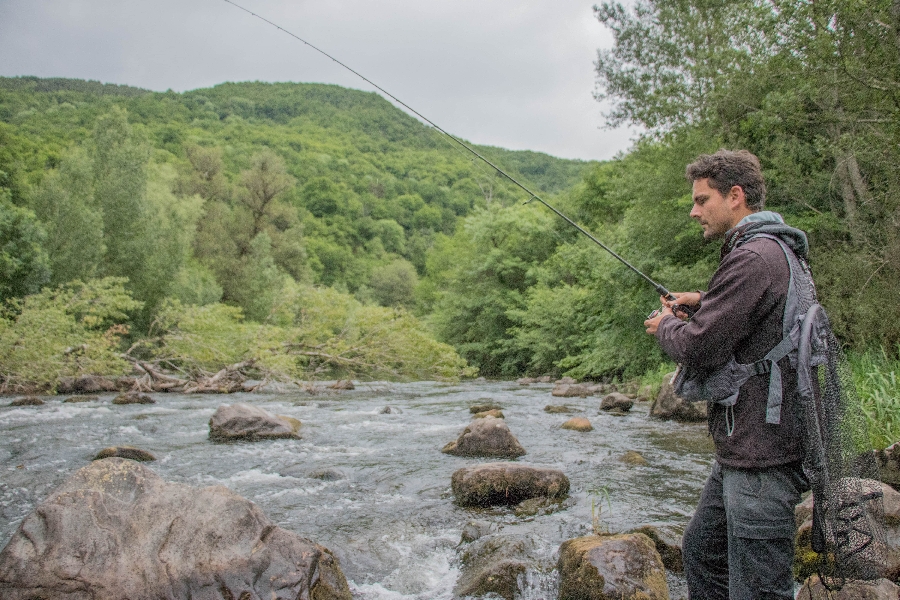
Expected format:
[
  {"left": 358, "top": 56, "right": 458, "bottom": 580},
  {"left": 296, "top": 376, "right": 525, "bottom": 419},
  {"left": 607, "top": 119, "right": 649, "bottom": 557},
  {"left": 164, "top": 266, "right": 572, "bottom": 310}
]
[
  {"left": 0, "top": 190, "right": 50, "bottom": 300},
  {"left": 150, "top": 283, "right": 474, "bottom": 381},
  {"left": 850, "top": 349, "right": 900, "bottom": 450},
  {"left": 0, "top": 278, "right": 141, "bottom": 391},
  {"left": 368, "top": 258, "right": 419, "bottom": 308}
]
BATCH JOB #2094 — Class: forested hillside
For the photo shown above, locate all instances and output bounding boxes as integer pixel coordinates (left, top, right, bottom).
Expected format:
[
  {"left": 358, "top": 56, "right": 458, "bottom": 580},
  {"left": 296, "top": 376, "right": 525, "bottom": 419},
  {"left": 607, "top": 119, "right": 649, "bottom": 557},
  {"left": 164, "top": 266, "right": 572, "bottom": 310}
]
[{"left": 0, "top": 76, "right": 590, "bottom": 388}]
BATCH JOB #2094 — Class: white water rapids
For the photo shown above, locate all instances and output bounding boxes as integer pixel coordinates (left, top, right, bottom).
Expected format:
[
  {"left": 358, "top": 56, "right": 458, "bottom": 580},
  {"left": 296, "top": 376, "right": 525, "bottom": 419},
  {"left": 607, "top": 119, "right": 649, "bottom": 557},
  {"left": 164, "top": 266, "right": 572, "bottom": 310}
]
[{"left": 0, "top": 380, "right": 715, "bottom": 599}]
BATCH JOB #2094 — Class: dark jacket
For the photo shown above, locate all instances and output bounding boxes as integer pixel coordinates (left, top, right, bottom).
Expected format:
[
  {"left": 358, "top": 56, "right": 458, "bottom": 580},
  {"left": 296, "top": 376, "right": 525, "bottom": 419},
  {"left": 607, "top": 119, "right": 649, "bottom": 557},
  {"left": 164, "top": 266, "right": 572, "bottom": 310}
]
[{"left": 655, "top": 222, "right": 808, "bottom": 468}]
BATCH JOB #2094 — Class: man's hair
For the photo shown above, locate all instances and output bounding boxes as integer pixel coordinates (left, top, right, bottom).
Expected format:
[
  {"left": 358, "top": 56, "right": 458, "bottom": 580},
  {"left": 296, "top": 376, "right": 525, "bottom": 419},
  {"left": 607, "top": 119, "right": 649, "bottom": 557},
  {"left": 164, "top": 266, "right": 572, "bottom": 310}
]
[{"left": 686, "top": 149, "right": 766, "bottom": 210}]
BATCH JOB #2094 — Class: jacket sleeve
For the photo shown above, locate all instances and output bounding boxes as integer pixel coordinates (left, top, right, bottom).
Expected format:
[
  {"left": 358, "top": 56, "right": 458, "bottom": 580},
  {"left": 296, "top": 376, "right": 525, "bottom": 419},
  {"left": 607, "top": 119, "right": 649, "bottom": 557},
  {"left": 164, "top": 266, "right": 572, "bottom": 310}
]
[{"left": 655, "top": 247, "right": 773, "bottom": 367}]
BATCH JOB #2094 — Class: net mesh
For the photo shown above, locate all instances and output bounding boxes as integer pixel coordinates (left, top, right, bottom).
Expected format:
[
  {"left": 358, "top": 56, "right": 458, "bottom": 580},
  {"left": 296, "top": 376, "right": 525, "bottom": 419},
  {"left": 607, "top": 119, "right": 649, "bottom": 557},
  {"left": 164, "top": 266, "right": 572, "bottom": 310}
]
[{"left": 799, "top": 303, "right": 887, "bottom": 586}]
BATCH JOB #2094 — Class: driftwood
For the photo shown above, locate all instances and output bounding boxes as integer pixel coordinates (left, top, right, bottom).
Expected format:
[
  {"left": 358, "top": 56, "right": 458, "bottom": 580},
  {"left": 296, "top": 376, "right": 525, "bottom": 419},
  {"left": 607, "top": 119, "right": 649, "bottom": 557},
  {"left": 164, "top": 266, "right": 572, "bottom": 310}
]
[{"left": 182, "top": 361, "right": 253, "bottom": 394}]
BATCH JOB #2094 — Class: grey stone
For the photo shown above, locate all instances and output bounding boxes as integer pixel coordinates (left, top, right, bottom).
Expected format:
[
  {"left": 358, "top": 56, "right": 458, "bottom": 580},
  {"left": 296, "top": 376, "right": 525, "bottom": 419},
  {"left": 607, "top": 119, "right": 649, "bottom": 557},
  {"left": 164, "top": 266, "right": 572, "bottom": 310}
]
[
  {"left": 451, "top": 462, "right": 569, "bottom": 507},
  {"left": 649, "top": 372, "right": 707, "bottom": 422},
  {"left": 0, "top": 458, "right": 351, "bottom": 600},
  {"left": 208, "top": 403, "right": 301, "bottom": 441},
  {"left": 441, "top": 416, "right": 525, "bottom": 458}
]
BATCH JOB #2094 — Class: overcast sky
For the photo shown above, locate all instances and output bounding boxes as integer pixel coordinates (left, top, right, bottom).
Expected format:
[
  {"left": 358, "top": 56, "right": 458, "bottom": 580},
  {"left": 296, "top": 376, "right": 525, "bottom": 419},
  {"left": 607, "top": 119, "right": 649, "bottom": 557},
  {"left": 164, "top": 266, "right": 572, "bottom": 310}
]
[{"left": 0, "top": 0, "right": 637, "bottom": 161}]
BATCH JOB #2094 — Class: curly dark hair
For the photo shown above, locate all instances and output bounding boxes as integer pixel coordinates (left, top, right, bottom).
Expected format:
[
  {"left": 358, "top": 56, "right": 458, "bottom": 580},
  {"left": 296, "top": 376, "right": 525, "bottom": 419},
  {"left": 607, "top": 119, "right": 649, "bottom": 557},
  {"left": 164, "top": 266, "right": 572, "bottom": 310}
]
[{"left": 686, "top": 149, "right": 766, "bottom": 211}]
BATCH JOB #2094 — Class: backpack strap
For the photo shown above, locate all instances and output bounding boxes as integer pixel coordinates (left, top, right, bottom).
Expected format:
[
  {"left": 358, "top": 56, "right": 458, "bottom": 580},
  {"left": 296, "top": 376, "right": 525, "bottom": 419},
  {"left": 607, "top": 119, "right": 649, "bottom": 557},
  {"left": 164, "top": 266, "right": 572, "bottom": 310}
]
[{"left": 744, "top": 234, "right": 805, "bottom": 425}]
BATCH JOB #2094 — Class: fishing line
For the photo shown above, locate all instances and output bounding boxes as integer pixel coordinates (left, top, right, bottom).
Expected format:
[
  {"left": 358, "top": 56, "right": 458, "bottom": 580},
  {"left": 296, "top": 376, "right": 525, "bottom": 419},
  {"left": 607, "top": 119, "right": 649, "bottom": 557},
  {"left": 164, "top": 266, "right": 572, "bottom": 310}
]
[{"left": 221, "top": 0, "right": 680, "bottom": 301}]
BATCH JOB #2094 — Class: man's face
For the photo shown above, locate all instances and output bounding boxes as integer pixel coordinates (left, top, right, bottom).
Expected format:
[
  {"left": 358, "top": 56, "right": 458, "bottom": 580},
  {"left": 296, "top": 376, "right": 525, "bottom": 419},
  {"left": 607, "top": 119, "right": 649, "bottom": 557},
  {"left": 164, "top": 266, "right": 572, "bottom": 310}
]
[{"left": 690, "top": 178, "right": 736, "bottom": 240}]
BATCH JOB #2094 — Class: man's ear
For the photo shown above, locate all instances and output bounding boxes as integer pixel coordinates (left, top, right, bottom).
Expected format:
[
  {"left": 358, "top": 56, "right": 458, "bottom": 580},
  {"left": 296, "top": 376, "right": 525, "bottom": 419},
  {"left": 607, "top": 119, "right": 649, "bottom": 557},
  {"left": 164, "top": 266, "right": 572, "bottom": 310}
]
[{"left": 728, "top": 185, "right": 748, "bottom": 210}]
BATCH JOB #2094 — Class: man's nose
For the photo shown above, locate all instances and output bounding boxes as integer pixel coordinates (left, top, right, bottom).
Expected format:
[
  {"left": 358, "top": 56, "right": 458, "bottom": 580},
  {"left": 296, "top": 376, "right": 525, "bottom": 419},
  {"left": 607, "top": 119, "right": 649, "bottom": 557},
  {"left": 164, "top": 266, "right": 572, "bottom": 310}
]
[{"left": 689, "top": 204, "right": 700, "bottom": 219}]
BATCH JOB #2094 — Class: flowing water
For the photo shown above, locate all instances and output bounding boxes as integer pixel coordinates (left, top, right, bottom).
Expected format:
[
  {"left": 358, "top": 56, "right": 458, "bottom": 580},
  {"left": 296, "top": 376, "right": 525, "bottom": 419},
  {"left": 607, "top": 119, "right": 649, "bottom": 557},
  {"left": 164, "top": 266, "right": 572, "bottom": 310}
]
[{"left": 0, "top": 380, "right": 714, "bottom": 599}]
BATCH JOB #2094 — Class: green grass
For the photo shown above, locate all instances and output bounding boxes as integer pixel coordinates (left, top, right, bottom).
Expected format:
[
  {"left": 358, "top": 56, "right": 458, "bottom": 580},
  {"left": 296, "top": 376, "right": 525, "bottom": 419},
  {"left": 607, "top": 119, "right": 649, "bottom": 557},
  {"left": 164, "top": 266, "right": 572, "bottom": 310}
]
[{"left": 850, "top": 348, "right": 900, "bottom": 450}]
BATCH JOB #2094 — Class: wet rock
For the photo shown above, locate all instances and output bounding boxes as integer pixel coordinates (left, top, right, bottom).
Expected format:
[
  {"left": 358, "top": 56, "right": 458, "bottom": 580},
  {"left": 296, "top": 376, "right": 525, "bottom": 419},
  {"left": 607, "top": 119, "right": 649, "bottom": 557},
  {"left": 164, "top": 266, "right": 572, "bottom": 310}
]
[
  {"left": 451, "top": 462, "right": 569, "bottom": 507},
  {"left": 875, "top": 442, "right": 900, "bottom": 491},
  {"left": 379, "top": 405, "right": 403, "bottom": 414},
  {"left": 241, "top": 379, "right": 263, "bottom": 392},
  {"left": 630, "top": 526, "right": 683, "bottom": 573},
  {"left": 562, "top": 417, "right": 593, "bottom": 432},
  {"left": 556, "top": 377, "right": 577, "bottom": 385},
  {"left": 0, "top": 458, "right": 351, "bottom": 600},
  {"left": 557, "top": 533, "right": 669, "bottom": 600},
  {"left": 9, "top": 397, "right": 43, "bottom": 406},
  {"left": 63, "top": 395, "right": 99, "bottom": 403},
  {"left": 649, "top": 373, "right": 707, "bottom": 422},
  {"left": 798, "top": 575, "right": 899, "bottom": 599},
  {"left": 112, "top": 392, "right": 155, "bottom": 405},
  {"left": 474, "top": 409, "right": 504, "bottom": 419},
  {"left": 93, "top": 446, "right": 157, "bottom": 462},
  {"left": 330, "top": 379, "right": 355, "bottom": 390},
  {"left": 441, "top": 417, "right": 526, "bottom": 458},
  {"left": 537, "top": 376, "right": 553, "bottom": 383},
  {"left": 600, "top": 392, "right": 634, "bottom": 412},
  {"left": 517, "top": 377, "right": 538, "bottom": 385},
  {"left": 514, "top": 496, "right": 569, "bottom": 517},
  {"left": 545, "top": 404, "right": 574, "bottom": 413},
  {"left": 455, "top": 534, "right": 537, "bottom": 600},
  {"left": 620, "top": 451, "right": 648, "bottom": 466},
  {"left": 460, "top": 520, "right": 494, "bottom": 544},
  {"left": 56, "top": 375, "right": 119, "bottom": 395},
  {"left": 794, "top": 479, "right": 900, "bottom": 582},
  {"left": 309, "top": 468, "right": 346, "bottom": 481},
  {"left": 208, "top": 403, "right": 301, "bottom": 441},
  {"left": 470, "top": 403, "right": 502, "bottom": 413},
  {"left": 552, "top": 383, "right": 594, "bottom": 398}
]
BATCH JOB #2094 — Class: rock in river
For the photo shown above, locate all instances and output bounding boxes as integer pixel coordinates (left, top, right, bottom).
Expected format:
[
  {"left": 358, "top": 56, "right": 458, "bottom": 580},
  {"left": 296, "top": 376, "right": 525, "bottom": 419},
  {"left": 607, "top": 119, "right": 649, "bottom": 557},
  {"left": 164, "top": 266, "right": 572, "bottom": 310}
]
[
  {"left": 441, "top": 416, "right": 525, "bottom": 458},
  {"left": 649, "top": 372, "right": 707, "bottom": 422},
  {"left": 0, "top": 458, "right": 352, "bottom": 600},
  {"left": 451, "top": 462, "right": 569, "bottom": 507},
  {"left": 600, "top": 392, "right": 633, "bottom": 412},
  {"left": 92, "top": 445, "right": 156, "bottom": 462},
  {"left": 557, "top": 533, "right": 669, "bottom": 600},
  {"left": 561, "top": 417, "right": 593, "bottom": 432},
  {"left": 112, "top": 391, "right": 155, "bottom": 405},
  {"left": 208, "top": 402, "right": 301, "bottom": 441}
]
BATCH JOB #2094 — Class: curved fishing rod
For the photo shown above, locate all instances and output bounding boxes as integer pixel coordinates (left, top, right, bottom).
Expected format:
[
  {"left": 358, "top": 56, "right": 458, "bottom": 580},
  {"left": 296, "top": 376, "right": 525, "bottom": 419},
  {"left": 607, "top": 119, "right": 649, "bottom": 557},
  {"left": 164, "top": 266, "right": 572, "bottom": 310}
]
[{"left": 221, "top": 0, "right": 683, "bottom": 305}]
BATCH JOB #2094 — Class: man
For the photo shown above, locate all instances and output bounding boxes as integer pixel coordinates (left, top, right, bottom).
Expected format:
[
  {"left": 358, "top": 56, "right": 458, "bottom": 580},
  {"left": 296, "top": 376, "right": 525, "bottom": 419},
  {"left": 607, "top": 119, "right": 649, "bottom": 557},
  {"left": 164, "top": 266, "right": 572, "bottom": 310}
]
[{"left": 644, "top": 149, "right": 811, "bottom": 599}]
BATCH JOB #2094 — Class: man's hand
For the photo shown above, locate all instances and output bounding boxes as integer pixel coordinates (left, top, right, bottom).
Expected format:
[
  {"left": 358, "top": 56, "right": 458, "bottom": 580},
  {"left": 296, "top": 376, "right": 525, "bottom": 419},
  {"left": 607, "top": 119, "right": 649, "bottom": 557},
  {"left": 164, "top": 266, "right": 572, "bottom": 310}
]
[
  {"left": 662, "top": 291, "right": 702, "bottom": 320},
  {"left": 644, "top": 305, "right": 673, "bottom": 335}
]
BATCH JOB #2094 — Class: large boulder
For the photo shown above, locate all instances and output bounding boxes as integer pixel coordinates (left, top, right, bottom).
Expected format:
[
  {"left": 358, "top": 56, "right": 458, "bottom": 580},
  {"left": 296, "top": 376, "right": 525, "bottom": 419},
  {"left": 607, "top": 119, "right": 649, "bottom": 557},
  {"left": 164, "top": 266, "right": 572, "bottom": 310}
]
[
  {"left": 441, "top": 416, "right": 526, "bottom": 458},
  {"left": 649, "top": 372, "right": 707, "bottom": 422},
  {"left": 794, "top": 479, "right": 900, "bottom": 582},
  {"left": 455, "top": 533, "right": 538, "bottom": 600},
  {"left": 0, "top": 458, "right": 351, "bottom": 600},
  {"left": 629, "top": 526, "right": 683, "bottom": 573},
  {"left": 451, "top": 462, "right": 569, "bottom": 507},
  {"left": 875, "top": 442, "right": 900, "bottom": 490},
  {"left": 798, "top": 575, "right": 900, "bottom": 599},
  {"left": 209, "top": 403, "right": 301, "bottom": 441},
  {"left": 557, "top": 533, "right": 669, "bottom": 600}
]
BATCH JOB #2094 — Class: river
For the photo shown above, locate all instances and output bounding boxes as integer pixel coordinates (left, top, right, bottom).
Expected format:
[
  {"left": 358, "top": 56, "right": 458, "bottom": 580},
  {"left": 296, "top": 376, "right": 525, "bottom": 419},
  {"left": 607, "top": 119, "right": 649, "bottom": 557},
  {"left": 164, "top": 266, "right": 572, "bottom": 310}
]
[{"left": 0, "top": 380, "right": 714, "bottom": 599}]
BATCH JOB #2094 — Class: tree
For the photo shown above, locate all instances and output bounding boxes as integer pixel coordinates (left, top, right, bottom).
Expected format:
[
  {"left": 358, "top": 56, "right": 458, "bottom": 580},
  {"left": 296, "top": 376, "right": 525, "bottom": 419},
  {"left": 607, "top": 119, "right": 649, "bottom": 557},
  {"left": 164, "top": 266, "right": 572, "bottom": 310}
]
[
  {"left": 237, "top": 148, "right": 295, "bottom": 243},
  {"left": 0, "top": 191, "right": 50, "bottom": 301},
  {"left": 28, "top": 148, "right": 105, "bottom": 286}
]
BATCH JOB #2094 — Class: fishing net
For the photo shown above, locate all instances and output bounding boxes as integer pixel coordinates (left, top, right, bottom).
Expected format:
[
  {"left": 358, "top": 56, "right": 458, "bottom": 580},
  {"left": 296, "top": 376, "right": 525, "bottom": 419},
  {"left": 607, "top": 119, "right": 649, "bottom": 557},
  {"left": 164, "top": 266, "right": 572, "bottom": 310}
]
[{"left": 798, "top": 303, "right": 887, "bottom": 586}]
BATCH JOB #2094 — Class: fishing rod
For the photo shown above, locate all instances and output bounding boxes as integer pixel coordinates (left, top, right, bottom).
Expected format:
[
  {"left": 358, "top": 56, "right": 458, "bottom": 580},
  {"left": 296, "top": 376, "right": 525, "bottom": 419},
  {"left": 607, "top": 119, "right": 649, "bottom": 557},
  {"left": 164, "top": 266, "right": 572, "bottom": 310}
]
[{"left": 222, "top": 0, "right": 692, "bottom": 315}]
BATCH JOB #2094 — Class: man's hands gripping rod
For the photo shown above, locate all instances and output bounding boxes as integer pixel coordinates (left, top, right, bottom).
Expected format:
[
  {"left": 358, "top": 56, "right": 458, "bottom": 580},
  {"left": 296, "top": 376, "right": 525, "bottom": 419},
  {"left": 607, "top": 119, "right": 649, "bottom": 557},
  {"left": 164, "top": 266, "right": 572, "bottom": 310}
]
[{"left": 644, "top": 292, "right": 701, "bottom": 334}]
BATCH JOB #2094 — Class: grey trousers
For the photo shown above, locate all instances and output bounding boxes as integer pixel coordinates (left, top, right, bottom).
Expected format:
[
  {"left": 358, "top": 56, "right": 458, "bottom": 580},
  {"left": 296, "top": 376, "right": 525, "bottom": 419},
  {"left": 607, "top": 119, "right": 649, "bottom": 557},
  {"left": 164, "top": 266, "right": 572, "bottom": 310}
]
[{"left": 683, "top": 461, "right": 808, "bottom": 600}]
